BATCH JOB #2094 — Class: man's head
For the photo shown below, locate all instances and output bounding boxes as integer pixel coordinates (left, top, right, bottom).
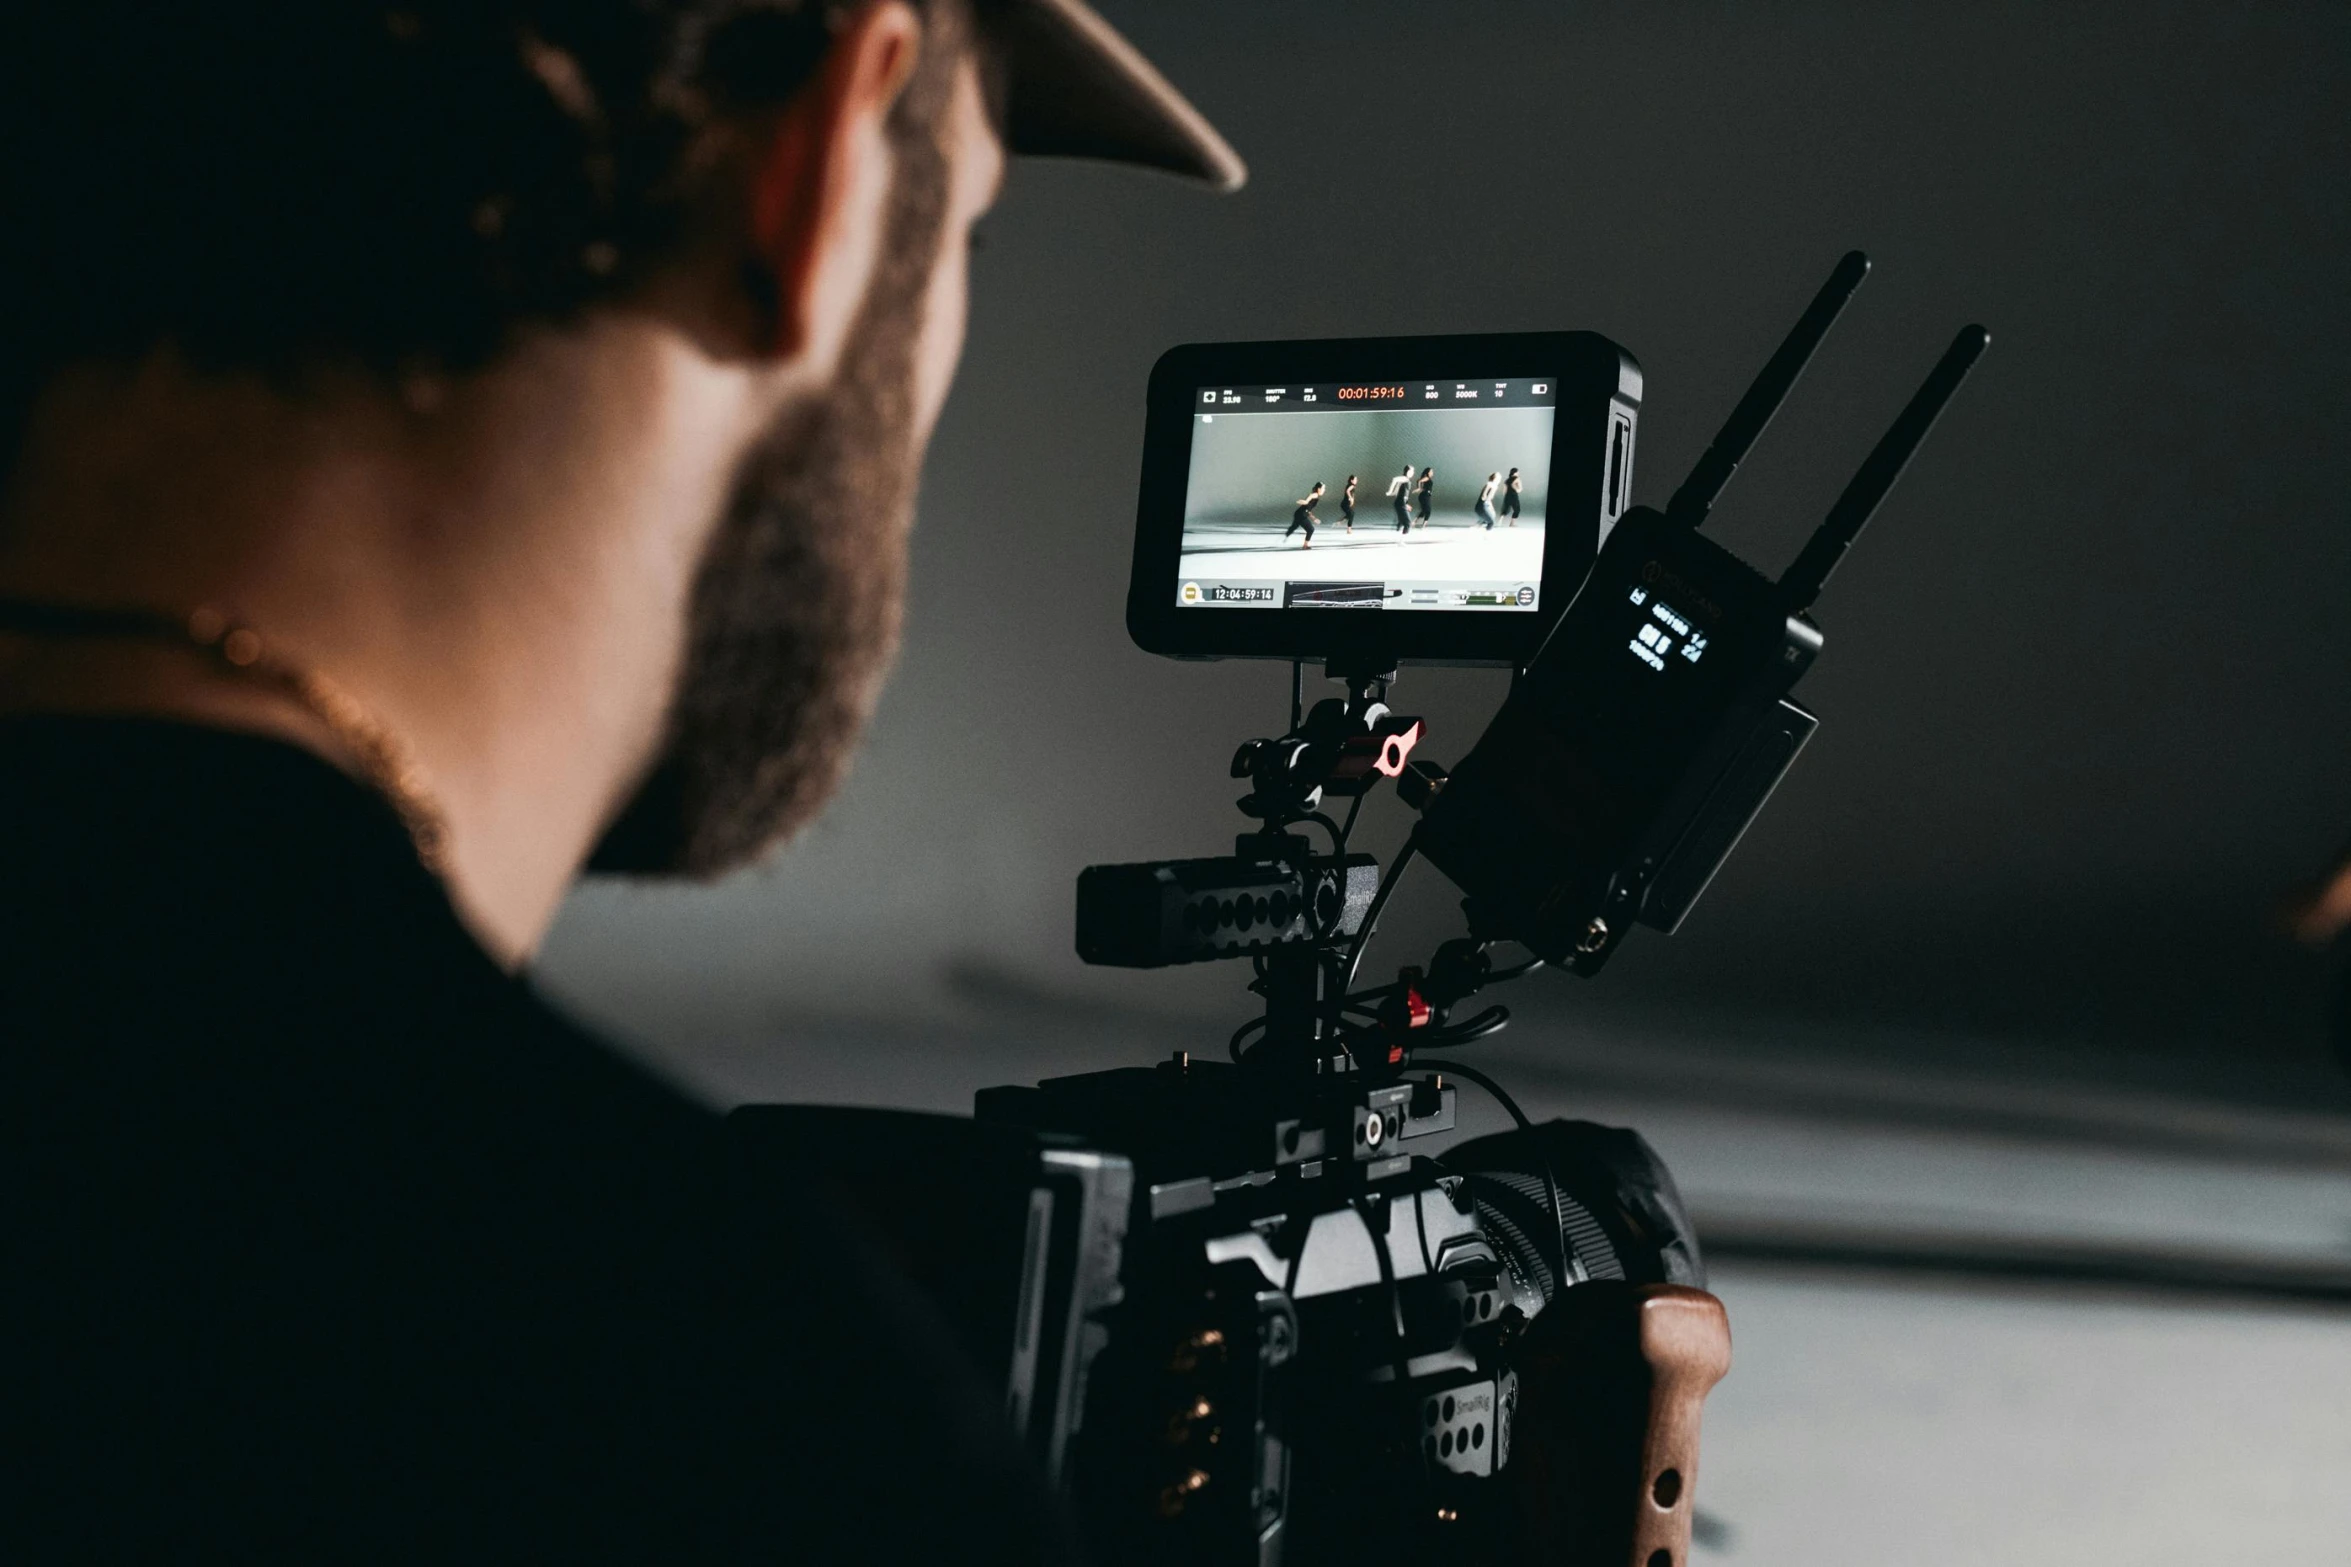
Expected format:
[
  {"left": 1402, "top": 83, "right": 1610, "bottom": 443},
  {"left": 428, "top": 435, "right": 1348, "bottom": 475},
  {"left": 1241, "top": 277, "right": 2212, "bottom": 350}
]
[
  {"left": 584, "top": 0, "right": 1003, "bottom": 875},
  {"left": 0, "top": 1, "right": 1237, "bottom": 953}
]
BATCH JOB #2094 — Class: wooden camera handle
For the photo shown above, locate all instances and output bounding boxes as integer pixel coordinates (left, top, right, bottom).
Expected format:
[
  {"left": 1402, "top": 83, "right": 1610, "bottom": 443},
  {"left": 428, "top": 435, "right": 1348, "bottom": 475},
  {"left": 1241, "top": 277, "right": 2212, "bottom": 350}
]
[{"left": 1509, "top": 1282, "right": 1733, "bottom": 1567}]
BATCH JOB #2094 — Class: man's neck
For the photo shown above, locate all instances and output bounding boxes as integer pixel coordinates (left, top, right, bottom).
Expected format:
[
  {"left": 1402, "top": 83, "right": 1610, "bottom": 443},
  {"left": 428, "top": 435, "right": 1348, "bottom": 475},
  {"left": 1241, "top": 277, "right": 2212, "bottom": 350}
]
[{"left": 0, "top": 327, "right": 769, "bottom": 965}]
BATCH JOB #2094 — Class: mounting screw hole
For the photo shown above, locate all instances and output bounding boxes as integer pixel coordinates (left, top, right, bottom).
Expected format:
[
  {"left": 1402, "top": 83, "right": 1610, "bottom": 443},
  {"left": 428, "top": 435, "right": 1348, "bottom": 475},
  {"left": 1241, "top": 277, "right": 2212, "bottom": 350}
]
[
  {"left": 1646, "top": 1552, "right": 1672, "bottom": 1567},
  {"left": 1652, "top": 1468, "right": 1683, "bottom": 1509}
]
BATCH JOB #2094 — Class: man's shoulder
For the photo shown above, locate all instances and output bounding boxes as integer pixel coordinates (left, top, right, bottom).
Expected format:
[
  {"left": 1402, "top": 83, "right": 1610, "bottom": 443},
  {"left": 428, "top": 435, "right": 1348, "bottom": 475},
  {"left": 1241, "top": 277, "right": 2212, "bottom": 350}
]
[
  {"left": 0, "top": 718, "right": 1081, "bottom": 1561},
  {"left": 0, "top": 714, "right": 722, "bottom": 1228}
]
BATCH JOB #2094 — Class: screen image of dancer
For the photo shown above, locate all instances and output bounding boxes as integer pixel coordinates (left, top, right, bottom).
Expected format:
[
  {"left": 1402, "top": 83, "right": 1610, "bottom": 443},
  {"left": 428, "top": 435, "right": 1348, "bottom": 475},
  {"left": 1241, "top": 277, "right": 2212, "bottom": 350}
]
[{"left": 1176, "top": 378, "right": 1556, "bottom": 613}]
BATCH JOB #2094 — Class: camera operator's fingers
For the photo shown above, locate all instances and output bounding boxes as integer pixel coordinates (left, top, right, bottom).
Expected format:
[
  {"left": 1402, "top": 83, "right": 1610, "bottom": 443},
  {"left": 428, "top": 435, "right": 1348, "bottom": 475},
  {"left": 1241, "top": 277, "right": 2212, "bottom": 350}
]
[{"left": 1509, "top": 1282, "right": 1731, "bottom": 1567}]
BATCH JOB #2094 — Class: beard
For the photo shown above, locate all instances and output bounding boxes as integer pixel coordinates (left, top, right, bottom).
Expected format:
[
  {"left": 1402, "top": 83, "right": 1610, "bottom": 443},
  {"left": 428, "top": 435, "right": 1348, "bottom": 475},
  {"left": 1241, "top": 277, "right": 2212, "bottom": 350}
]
[{"left": 585, "top": 136, "right": 950, "bottom": 879}]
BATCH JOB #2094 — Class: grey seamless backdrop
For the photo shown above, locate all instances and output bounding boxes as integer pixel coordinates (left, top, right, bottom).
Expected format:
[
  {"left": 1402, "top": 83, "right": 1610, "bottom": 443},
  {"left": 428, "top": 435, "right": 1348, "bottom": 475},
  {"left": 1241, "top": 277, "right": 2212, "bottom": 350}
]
[{"left": 1182, "top": 405, "right": 1555, "bottom": 530}]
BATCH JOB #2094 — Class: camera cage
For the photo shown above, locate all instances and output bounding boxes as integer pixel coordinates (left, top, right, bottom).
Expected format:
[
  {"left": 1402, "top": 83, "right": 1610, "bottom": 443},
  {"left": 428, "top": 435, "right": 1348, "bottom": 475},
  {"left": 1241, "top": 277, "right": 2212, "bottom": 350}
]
[{"left": 731, "top": 255, "right": 1984, "bottom": 1563}]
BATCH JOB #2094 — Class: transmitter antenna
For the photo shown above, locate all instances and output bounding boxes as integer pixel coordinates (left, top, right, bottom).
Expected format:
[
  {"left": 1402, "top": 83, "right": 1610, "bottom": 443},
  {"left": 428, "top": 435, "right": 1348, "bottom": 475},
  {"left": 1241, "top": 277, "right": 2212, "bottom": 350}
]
[
  {"left": 1778, "top": 323, "right": 1990, "bottom": 613},
  {"left": 1665, "top": 249, "right": 1871, "bottom": 530}
]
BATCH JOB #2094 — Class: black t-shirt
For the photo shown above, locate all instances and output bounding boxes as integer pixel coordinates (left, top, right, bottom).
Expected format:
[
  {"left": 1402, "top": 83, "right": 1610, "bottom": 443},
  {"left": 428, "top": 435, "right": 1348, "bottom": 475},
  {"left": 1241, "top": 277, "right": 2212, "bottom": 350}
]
[{"left": 0, "top": 716, "right": 1073, "bottom": 1562}]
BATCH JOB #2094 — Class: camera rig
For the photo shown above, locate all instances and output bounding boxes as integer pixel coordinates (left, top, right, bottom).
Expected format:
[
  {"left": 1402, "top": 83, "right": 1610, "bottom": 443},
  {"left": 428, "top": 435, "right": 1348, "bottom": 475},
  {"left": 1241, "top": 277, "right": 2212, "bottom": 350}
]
[{"left": 733, "top": 255, "right": 1985, "bottom": 1566}]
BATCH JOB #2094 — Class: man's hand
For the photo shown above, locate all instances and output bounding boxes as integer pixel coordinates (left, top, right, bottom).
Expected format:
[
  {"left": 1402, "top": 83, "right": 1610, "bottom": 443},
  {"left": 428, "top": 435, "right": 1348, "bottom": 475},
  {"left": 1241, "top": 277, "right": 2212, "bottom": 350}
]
[{"left": 1508, "top": 1281, "right": 1732, "bottom": 1567}]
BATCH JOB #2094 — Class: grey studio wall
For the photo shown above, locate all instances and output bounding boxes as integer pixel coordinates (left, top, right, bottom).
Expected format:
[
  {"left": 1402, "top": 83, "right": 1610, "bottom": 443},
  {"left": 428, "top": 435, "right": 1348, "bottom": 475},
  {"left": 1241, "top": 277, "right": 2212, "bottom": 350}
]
[{"left": 540, "top": 1, "right": 2351, "bottom": 1075}]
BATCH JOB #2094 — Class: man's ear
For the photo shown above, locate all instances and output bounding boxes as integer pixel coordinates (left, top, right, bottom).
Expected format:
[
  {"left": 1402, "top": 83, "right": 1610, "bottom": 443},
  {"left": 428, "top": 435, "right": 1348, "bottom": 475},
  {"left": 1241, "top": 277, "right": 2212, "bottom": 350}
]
[{"left": 744, "top": 1, "right": 924, "bottom": 368}]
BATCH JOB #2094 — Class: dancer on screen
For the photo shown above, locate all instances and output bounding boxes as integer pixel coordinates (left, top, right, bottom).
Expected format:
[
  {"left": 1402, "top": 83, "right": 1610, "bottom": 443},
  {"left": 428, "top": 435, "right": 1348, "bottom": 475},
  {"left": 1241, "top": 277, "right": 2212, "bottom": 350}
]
[
  {"left": 1502, "top": 466, "right": 1523, "bottom": 525},
  {"left": 1414, "top": 466, "right": 1435, "bottom": 530},
  {"left": 1340, "top": 474, "right": 1357, "bottom": 533},
  {"left": 1475, "top": 472, "right": 1501, "bottom": 530},
  {"left": 1284, "top": 481, "right": 1326, "bottom": 548},
  {"left": 1387, "top": 464, "right": 1415, "bottom": 534}
]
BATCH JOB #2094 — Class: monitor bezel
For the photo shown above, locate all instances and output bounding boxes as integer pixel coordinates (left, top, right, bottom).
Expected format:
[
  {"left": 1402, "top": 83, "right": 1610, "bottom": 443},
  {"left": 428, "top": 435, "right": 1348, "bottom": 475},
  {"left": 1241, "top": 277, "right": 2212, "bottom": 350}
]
[{"left": 1125, "top": 330, "right": 1642, "bottom": 668}]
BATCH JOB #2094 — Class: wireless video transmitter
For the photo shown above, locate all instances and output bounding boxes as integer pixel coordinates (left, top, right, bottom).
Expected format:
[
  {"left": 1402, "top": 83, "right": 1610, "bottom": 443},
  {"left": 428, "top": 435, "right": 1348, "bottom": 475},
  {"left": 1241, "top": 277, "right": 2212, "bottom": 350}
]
[{"left": 1414, "top": 252, "right": 1988, "bottom": 971}]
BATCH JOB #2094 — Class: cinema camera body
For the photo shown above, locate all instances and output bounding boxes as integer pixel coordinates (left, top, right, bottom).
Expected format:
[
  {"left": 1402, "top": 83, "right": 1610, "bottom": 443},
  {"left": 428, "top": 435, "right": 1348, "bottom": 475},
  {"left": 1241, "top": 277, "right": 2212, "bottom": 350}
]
[{"left": 734, "top": 255, "right": 1984, "bottom": 1566}]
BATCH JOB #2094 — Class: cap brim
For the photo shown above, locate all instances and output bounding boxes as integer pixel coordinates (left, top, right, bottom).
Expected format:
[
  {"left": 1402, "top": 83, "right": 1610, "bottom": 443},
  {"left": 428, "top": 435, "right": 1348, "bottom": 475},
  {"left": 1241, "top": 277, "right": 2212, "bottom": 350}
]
[{"left": 993, "top": 0, "right": 1246, "bottom": 193}]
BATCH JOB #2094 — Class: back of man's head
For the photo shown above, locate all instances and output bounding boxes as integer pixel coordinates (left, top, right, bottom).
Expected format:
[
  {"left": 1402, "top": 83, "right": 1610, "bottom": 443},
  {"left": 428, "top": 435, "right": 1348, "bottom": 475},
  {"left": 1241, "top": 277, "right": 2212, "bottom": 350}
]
[
  {"left": 0, "top": 2, "right": 982, "bottom": 400},
  {"left": 0, "top": 0, "right": 1236, "bottom": 960}
]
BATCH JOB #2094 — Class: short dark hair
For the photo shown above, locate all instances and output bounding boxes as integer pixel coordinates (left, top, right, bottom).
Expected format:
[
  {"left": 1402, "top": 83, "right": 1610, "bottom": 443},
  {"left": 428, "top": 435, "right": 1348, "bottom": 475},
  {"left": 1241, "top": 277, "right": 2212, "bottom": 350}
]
[{"left": 0, "top": 1, "right": 989, "bottom": 394}]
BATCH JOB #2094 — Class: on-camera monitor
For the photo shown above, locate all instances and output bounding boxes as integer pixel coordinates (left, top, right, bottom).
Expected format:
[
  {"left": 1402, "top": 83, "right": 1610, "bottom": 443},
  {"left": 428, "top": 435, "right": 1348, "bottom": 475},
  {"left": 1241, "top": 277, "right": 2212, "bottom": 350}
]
[{"left": 1127, "top": 332, "right": 1641, "bottom": 667}]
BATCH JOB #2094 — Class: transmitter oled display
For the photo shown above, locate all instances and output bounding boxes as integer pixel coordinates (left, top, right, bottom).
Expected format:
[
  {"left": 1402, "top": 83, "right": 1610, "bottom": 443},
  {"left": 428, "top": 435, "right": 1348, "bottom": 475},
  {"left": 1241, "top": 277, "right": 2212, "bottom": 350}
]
[{"left": 1176, "top": 378, "right": 1558, "bottom": 613}]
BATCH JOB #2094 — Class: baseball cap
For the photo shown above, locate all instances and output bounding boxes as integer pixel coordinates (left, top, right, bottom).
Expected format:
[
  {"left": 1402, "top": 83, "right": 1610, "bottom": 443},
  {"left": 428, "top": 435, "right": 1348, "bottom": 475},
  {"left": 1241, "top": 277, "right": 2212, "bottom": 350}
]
[{"left": 992, "top": 0, "right": 1246, "bottom": 191}]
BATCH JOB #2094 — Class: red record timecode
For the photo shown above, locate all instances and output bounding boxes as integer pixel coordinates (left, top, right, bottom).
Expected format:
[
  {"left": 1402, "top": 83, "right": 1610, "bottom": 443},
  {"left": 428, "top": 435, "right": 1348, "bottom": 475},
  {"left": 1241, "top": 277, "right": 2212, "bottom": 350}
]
[{"left": 1334, "top": 385, "right": 1407, "bottom": 401}]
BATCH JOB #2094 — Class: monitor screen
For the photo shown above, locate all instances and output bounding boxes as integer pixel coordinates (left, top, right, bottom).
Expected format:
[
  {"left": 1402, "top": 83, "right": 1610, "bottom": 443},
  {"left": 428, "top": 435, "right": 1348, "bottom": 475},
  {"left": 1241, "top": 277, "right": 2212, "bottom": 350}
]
[{"left": 1176, "top": 378, "right": 1558, "bottom": 614}]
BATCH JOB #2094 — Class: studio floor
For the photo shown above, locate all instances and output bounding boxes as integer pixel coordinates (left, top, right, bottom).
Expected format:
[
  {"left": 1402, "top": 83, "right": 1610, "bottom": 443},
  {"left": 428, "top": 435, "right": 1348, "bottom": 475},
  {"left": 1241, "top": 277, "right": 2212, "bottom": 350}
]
[{"left": 1699, "top": 1262, "right": 2347, "bottom": 1563}]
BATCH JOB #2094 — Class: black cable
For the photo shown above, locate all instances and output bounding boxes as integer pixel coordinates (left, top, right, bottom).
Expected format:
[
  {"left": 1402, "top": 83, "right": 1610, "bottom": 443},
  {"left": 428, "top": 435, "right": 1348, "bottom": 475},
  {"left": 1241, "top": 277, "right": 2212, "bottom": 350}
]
[
  {"left": 1416, "top": 1005, "right": 1512, "bottom": 1046},
  {"left": 1486, "top": 953, "right": 1546, "bottom": 984},
  {"left": 1354, "top": 1196, "right": 1413, "bottom": 1385},
  {"left": 1297, "top": 811, "right": 1346, "bottom": 859},
  {"left": 1336, "top": 790, "right": 1366, "bottom": 849},
  {"left": 1425, "top": 1059, "right": 1528, "bottom": 1130},
  {"left": 1421, "top": 1060, "right": 1569, "bottom": 1292},
  {"left": 1282, "top": 1211, "right": 1309, "bottom": 1299},
  {"left": 1341, "top": 837, "right": 1419, "bottom": 992},
  {"left": 1229, "top": 1015, "right": 1268, "bottom": 1062}
]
